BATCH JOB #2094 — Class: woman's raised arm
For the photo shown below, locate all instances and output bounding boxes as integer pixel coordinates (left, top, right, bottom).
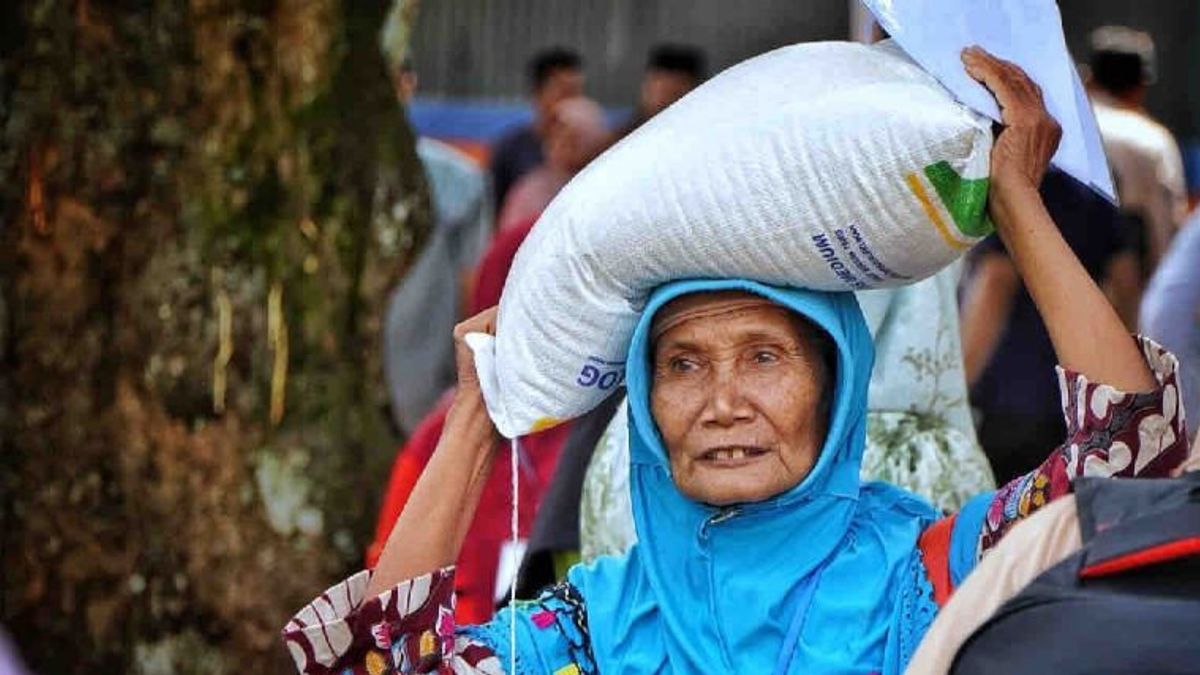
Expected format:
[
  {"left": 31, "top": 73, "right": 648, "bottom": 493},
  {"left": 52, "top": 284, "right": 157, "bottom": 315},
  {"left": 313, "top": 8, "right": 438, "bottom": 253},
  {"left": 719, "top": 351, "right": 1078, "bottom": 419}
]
[
  {"left": 962, "top": 47, "right": 1155, "bottom": 393},
  {"left": 943, "top": 49, "right": 1188, "bottom": 563},
  {"left": 366, "top": 308, "right": 502, "bottom": 596}
]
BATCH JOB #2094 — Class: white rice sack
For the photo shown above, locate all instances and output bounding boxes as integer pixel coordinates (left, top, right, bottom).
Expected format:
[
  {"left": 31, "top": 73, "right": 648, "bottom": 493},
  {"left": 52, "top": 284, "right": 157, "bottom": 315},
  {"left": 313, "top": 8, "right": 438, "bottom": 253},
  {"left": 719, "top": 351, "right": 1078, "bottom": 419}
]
[{"left": 471, "top": 40, "right": 993, "bottom": 438}]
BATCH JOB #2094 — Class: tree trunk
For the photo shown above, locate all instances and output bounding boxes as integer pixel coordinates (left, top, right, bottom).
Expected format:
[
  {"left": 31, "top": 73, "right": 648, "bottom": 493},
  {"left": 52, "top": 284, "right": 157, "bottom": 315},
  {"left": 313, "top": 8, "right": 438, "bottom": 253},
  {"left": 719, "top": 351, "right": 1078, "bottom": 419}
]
[{"left": 1, "top": 1, "right": 430, "bottom": 672}]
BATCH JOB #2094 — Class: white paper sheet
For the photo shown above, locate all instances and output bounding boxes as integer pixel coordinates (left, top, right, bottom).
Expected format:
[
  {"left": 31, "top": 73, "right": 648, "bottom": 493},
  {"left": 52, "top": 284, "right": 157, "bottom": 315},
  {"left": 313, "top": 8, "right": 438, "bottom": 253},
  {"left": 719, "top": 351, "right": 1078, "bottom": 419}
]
[{"left": 862, "top": 0, "right": 1116, "bottom": 202}]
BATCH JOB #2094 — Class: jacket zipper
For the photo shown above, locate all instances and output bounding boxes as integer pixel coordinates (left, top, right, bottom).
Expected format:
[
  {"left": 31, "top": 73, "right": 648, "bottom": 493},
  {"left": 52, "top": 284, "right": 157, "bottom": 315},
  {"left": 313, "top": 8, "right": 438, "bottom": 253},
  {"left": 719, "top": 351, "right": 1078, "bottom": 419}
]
[{"left": 699, "top": 506, "right": 741, "bottom": 672}]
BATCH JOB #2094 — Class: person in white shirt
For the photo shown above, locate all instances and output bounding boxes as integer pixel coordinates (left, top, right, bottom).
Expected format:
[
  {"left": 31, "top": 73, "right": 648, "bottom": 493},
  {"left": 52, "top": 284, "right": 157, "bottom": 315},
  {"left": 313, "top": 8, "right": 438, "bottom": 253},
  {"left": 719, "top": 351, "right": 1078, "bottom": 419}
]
[{"left": 1088, "top": 25, "right": 1188, "bottom": 279}]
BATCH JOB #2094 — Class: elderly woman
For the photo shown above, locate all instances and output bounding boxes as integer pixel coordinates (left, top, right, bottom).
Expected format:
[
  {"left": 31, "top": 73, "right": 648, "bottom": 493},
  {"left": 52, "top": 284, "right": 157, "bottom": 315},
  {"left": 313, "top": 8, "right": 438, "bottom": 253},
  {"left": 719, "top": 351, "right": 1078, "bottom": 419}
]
[
  {"left": 283, "top": 49, "right": 1188, "bottom": 675},
  {"left": 579, "top": 264, "right": 995, "bottom": 563}
]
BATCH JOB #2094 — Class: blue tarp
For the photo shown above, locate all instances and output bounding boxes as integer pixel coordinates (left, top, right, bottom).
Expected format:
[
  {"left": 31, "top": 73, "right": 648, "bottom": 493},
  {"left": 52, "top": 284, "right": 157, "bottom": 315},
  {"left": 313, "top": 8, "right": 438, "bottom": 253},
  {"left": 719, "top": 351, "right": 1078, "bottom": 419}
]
[{"left": 409, "top": 97, "right": 631, "bottom": 143}]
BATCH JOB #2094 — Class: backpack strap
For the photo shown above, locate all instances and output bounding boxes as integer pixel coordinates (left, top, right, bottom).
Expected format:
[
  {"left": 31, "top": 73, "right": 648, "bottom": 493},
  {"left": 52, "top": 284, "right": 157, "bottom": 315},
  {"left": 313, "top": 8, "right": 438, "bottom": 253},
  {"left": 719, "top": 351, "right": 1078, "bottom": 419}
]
[{"left": 918, "top": 514, "right": 958, "bottom": 607}]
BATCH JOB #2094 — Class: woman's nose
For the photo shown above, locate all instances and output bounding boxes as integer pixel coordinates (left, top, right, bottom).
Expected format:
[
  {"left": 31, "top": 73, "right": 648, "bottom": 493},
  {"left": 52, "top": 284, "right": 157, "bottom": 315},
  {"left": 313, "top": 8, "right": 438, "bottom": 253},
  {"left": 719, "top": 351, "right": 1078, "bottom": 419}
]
[{"left": 702, "top": 368, "right": 754, "bottom": 427}]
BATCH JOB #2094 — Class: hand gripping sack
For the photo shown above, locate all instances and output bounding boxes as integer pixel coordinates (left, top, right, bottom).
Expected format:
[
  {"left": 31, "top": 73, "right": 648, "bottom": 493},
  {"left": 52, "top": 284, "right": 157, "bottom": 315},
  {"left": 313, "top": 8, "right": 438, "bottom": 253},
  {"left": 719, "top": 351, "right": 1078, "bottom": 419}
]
[{"left": 470, "top": 40, "right": 994, "bottom": 438}]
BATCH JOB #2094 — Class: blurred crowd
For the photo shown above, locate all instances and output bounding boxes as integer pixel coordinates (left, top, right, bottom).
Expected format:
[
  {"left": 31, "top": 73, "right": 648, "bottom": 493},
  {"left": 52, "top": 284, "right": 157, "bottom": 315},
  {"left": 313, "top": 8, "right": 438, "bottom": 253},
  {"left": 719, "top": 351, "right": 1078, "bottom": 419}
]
[{"left": 372, "top": 22, "right": 1199, "bottom": 629}]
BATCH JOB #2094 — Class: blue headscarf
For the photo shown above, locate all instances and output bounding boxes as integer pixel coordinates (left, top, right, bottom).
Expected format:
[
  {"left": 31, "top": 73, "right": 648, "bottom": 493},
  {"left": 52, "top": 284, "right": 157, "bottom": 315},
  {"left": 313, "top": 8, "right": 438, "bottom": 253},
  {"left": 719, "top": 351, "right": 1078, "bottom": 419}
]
[{"left": 567, "top": 279, "right": 941, "bottom": 674}]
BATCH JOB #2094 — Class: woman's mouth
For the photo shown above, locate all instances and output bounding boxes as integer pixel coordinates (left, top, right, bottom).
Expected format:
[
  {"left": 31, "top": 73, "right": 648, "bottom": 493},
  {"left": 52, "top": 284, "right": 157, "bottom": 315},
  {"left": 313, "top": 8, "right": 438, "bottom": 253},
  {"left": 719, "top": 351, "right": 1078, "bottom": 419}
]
[{"left": 698, "top": 446, "right": 771, "bottom": 465}]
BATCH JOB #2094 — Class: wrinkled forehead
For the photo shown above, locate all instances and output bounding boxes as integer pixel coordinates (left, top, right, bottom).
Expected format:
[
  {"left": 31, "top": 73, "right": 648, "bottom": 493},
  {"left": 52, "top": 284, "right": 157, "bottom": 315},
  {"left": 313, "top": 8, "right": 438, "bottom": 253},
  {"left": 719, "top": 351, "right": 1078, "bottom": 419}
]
[{"left": 650, "top": 290, "right": 804, "bottom": 344}]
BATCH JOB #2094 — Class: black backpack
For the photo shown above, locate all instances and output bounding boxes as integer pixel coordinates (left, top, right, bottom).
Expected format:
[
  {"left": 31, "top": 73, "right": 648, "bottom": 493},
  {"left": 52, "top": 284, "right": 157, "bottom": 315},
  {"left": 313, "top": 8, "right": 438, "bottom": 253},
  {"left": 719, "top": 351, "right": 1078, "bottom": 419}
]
[{"left": 951, "top": 474, "right": 1200, "bottom": 675}]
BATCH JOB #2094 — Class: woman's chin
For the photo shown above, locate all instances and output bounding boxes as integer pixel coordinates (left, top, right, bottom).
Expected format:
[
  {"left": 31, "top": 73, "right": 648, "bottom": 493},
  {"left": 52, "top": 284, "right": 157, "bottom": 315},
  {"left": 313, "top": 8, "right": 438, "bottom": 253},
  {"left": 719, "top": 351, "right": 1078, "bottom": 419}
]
[{"left": 681, "top": 470, "right": 794, "bottom": 506}]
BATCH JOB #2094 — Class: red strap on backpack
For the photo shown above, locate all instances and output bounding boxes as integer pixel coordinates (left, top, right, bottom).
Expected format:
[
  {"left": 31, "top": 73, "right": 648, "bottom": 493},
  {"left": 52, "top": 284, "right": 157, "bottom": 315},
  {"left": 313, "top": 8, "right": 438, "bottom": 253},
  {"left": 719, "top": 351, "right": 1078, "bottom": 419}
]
[
  {"left": 1080, "top": 536, "right": 1200, "bottom": 578},
  {"left": 918, "top": 514, "right": 958, "bottom": 607}
]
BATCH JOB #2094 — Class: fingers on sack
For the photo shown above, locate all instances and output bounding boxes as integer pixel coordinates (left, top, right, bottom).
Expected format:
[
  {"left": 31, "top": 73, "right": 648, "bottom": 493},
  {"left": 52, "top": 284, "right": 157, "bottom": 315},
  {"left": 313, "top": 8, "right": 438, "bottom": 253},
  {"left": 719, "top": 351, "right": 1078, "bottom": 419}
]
[
  {"left": 961, "top": 47, "right": 988, "bottom": 81},
  {"left": 1003, "top": 62, "right": 1046, "bottom": 113},
  {"left": 967, "top": 47, "right": 1028, "bottom": 87},
  {"left": 962, "top": 47, "right": 1051, "bottom": 123},
  {"left": 962, "top": 47, "right": 1018, "bottom": 102}
]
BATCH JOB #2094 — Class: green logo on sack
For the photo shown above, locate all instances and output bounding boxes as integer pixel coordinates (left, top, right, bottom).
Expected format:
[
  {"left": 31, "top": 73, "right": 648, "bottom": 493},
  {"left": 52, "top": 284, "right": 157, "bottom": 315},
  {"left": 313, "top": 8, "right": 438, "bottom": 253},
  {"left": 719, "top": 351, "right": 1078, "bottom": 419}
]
[{"left": 924, "top": 161, "right": 993, "bottom": 238}]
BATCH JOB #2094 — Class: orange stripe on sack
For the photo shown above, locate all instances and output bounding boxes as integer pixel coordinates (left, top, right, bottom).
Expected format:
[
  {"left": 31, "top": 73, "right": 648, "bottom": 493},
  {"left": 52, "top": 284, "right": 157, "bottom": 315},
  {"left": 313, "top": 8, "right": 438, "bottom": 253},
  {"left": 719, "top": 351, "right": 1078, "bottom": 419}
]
[
  {"left": 530, "top": 416, "right": 561, "bottom": 433},
  {"left": 905, "top": 173, "right": 971, "bottom": 251}
]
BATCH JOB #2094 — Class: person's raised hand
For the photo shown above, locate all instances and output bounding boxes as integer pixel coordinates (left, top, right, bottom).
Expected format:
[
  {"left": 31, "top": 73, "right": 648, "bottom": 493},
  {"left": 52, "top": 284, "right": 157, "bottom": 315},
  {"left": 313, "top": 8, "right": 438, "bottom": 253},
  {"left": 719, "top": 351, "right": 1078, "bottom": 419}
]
[
  {"left": 453, "top": 306, "right": 498, "bottom": 391},
  {"left": 962, "top": 46, "right": 1062, "bottom": 196}
]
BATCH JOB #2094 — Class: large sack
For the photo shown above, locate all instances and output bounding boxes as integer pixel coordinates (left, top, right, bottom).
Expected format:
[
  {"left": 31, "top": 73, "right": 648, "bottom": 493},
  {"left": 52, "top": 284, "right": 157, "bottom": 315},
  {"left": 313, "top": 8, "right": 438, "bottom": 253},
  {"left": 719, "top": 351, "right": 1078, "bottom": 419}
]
[{"left": 470, "top": 40, "right": 993, "bottom": 438}]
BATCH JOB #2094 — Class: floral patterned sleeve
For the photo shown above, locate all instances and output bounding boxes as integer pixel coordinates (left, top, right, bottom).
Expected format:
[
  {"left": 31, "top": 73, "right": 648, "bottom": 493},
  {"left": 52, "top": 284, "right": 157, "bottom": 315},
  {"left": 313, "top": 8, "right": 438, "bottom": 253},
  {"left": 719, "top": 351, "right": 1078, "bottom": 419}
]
[
  {"left": 282, "top": 567, "right": 594, "bottom": 675},
  {"left": 978, "top": 337, "right": 1189, "bottom": 552}
]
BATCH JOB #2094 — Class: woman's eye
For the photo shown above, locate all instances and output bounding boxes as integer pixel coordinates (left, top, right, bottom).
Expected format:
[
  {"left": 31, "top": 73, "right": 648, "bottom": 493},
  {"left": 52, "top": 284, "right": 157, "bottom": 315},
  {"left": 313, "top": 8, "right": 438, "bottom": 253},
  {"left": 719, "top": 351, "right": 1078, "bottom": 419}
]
[
  {"left": 669, "top": 357, "right": 698, "bottom": 373},
  {"left": 752, "top": 350, "right": 780, "bottom": 364}
]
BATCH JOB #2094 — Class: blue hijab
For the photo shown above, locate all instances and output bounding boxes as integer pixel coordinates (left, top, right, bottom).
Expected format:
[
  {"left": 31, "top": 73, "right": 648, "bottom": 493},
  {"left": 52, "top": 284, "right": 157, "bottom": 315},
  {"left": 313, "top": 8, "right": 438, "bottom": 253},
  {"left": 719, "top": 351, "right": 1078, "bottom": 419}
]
[{"left": 567, "top": 279, "right": 941, "bottom": 674}]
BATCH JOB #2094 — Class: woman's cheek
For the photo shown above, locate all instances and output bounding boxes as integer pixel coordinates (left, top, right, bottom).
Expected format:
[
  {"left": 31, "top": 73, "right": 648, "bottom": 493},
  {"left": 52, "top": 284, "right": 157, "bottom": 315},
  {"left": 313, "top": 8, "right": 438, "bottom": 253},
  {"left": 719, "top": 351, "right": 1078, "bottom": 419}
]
[
  {"left": 652, "top": 381, "right": 693, "bottom": 441},
  {"left": 749, "top": 366, "right": 805, "bottom": 403}
]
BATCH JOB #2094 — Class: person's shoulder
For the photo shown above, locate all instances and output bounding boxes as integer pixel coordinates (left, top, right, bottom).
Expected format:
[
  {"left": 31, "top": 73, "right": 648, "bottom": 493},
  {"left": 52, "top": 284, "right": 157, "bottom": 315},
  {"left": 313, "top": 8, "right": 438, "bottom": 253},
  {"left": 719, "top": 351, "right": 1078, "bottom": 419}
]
[
  {"left": 571, "top": 547, "right": 636, "bottom": 577},
  {"left": 1126, "top": 113, "right": 1181, "bottom": 164},
  {"left": 418, "top": 138, "right": 484, "bottom": 180},
  {"left": 858, "top": 481, "right": 941, "bottom": 523},
  {"left": 418, "top": 138, "right": 488, "bottom": 209},
  {"left": 1097, "top": 105, "right": 1178, "bottom": 156},
  {"left": 565, "top": 546, "right": 641, "bottom": 596},
  {"left": 1135, "top": 112, "right": 1180, "bottom": 150},
  {"left": 1143, "top": 215, "right": 1200, "bottom": 320}
]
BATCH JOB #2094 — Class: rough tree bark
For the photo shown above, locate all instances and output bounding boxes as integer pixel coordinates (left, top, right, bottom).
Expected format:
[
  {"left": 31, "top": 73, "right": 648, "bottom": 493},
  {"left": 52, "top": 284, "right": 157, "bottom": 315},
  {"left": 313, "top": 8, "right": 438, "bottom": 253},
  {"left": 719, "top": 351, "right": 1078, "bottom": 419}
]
[{"left": 0, "top": 1, "right": 430, "bottom": 672}]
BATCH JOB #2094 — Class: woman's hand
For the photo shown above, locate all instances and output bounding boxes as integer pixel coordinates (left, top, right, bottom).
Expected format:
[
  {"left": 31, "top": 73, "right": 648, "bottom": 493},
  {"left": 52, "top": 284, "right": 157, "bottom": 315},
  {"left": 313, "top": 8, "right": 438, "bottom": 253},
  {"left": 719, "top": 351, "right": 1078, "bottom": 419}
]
[
  {"left": 962, "top": 46, "right": 1062, "bottom": 196},
  {"left": 959, "top": 46, "right": 1155, "bottom": 394},
  {"left": 453, "top": 306, "right": 498, "bottom": 391}
]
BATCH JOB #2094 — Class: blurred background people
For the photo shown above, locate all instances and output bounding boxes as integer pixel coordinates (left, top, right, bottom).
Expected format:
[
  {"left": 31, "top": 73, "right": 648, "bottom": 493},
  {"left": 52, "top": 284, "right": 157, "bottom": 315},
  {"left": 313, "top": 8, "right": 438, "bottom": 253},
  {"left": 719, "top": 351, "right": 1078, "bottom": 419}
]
[
  {"left": 1088, "top": 25, "right": 1188, "bottom": 281},
  {"left": 489, "top": 48, "right": 585, "bottom": 211},
  {"left": 962, "top": 169, "right": 1137, "bottom": 484},
  {"left": 1140, "top": 213, "right": 1200, "bottom": 443},
  {"left": 381, "top": 52, "right": 494, "bottom": 434},
  {"left": 618, "top": 44, "right": 708, "bottom": 137},
  {"left": 496, "top": 96, "right": 611, "bottom": 231}
]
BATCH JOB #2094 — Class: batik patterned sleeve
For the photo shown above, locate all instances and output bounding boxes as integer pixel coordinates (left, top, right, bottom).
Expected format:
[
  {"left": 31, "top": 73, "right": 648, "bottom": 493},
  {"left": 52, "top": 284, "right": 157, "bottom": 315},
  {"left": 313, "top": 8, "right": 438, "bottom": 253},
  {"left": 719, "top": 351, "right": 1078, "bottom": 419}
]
[
  {"left": 282, "top": 568, "right": 593, "bottom": 675},
  {"left": 978, "top": 337, "right": 1189, "bottom": 552},
  {"left": 283, "top": 567, "right": 498, "bottom": 675}
]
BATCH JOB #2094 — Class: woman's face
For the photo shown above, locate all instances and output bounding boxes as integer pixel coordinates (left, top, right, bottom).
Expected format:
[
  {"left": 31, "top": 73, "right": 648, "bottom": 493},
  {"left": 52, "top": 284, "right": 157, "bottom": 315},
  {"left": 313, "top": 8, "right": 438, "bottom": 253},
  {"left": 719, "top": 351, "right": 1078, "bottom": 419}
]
[{"left": 650, "top": 292, "right": 830, "bottom": 506}]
